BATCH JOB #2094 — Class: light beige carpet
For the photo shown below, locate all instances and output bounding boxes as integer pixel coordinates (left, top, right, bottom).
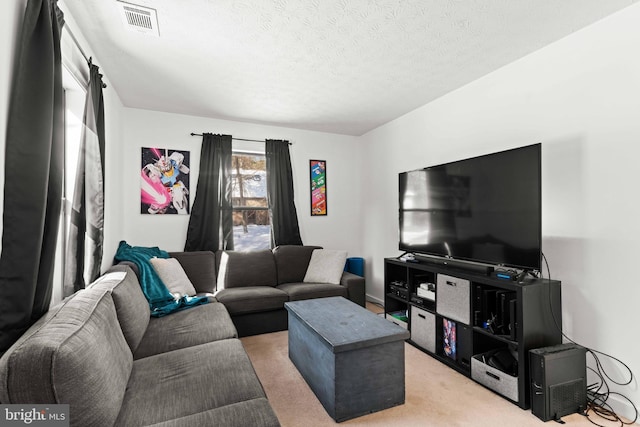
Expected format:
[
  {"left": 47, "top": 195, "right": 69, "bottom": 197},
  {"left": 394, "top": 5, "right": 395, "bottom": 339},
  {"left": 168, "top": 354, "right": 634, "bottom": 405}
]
[{"left": 241, "top": 330, "right": 628, "bottom": 427}]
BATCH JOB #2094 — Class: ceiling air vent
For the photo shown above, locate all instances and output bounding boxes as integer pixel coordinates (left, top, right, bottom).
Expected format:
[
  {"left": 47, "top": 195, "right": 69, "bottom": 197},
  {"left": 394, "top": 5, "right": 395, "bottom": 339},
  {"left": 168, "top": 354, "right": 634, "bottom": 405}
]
[{"left": 116, "top": 1, "right": 159, "bottom": 36}]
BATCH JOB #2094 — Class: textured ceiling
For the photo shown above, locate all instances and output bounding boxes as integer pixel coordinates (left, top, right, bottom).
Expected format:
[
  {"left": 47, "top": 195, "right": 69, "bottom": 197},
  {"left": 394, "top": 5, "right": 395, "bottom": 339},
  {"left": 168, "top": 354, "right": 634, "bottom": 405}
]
[{"left": 63, "top": 0, "right": 638, "bottom": 136}]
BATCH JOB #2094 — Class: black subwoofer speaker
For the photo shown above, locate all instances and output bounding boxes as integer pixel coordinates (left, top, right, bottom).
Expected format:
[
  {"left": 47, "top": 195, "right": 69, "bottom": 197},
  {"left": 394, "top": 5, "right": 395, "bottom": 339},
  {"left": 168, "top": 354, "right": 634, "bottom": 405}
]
[{"left": 529, "top": 343, "right": 587, "bottom": 421}]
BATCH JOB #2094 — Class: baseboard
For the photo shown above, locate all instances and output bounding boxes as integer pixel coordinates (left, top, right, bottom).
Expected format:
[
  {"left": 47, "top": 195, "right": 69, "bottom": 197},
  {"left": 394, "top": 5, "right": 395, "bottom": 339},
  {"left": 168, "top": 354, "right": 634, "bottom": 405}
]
[
  {"left": 606, "top": 394, "right": 637, "bottom": 423},
  {"left": 366, "top": 294, "right": 384, "bottom": 306}
]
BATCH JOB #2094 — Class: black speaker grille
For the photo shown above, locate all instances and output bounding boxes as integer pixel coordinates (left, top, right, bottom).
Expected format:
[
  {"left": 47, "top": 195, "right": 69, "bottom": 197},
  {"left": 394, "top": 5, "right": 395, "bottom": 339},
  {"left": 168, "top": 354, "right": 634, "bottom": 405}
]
[{"left": 549, "top": 378, "right": 586, "bottom": 418}]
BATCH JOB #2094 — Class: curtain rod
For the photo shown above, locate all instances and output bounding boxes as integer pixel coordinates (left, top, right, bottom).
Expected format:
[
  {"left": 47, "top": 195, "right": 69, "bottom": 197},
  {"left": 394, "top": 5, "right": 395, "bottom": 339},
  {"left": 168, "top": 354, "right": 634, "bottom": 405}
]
[
  {"left": 63, "top": 25, "right": 107, "bottom": 88},
  {"left": 190, "top": 133, "right": 292, "bottom": 145}
]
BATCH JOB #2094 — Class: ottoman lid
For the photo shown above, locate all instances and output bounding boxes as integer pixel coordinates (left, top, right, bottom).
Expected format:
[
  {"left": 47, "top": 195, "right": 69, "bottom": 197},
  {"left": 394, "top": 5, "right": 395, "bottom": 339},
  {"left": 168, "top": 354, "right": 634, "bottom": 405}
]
[{"left": 285, "top": 297, "right": 410, "bottom": 353}]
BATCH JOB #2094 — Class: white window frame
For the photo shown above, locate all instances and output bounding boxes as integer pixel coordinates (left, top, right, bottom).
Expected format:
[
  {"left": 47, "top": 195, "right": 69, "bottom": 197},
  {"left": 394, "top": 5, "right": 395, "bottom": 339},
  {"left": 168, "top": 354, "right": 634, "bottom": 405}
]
[{"left": 231, "top": 147, "right": 271, "bottom": 251}]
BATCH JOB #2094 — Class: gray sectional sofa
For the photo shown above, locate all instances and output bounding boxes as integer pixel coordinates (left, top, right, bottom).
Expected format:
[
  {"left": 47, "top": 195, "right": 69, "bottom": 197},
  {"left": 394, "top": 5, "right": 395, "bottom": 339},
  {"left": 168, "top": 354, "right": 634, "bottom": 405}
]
[
  {"left": 125, "top": 245, "right": 365, "bottom": 337},
  {"left": 0, "top": 244, "right": 365, "bottom": 426},
  {"left": 0, "top": 265, "right": 280, "bottom": 427}
]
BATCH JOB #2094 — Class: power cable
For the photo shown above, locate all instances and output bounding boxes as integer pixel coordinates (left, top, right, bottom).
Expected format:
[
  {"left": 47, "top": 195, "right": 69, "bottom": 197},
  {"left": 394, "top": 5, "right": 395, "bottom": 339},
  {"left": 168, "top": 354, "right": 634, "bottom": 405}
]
[{"left": 541, "top": 253, "right": 637, "bottom": 426}]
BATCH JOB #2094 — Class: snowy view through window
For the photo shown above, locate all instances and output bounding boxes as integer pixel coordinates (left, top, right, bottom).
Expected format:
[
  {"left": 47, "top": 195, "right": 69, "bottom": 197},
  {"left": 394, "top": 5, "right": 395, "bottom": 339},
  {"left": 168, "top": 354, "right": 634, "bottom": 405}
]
[{"left": 232, "top": 153, "right": 270, "bottom": 250}]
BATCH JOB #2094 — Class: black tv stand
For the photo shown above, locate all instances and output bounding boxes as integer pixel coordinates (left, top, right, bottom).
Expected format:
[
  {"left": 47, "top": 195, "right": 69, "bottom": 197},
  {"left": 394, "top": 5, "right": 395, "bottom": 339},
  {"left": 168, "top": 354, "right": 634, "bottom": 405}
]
[{"left": 383, "top": 257, "right": 562, "bottom": 409}]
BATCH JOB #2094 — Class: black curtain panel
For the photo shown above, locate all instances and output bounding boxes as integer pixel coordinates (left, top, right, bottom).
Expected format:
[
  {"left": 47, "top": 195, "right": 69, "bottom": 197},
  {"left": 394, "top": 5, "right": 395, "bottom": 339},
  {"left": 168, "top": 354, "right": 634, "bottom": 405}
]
[
  {"left": 185, "top": 134, "right": 234, "bottom": 251},
  {"left": 265, "top": 139, "right": 303, "bottom": 247},
  {"left": 63, "top": 63, "right": 106, "bottom": 297},
  {"left": 0, "top": 0, "right": 65, "bottom": 353}
]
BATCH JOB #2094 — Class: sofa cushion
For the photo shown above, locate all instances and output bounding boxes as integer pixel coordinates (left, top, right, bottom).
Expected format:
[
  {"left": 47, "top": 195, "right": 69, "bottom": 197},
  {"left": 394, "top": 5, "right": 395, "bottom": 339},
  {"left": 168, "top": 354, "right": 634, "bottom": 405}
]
[
  {"left": 272, "top": 245, "right": 321, "bottom": 284},
  {"left": 169, "top": 251, "right": 217, "bottom": 293},
  {"left": 0, "top": 288, "right": 132, "bottom": 427},
  {"left": 146, "top": 398, "right": 280, "bottom": 427},
  {"left": 91, "top": 265, "right": 150, "bottom": 352},
  {"left": 115, "top": 339, "right": 268, "bottom": 426},
  {"left": 150, "top": 257, "right": 197, "bottom": 296},
  {"left": 303, "top": 249, "right": 348, "bottom": 285},
  {"left": 276, "top": 282, "right": 348, "bottom": 301},
  {"left": 217, "top": 250, "right": 277, "bottom": 289},
  {"left": 134, "top": 302, "right": 238, "bottom": 359},
  {"left": 215, "top": 286, "right": 289, "bottom": 315}
]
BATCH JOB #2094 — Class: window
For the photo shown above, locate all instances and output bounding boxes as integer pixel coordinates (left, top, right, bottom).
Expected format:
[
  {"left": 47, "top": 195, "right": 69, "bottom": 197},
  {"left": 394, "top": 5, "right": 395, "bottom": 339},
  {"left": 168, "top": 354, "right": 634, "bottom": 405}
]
[
  {"left": 231, "top": 152, "right": 270, "bottom": 250},
  {"left": 51, "top": 30, "right": 88, "bottom": 304},
  {"left": 51, "top": 67, "right": 85, "bottom": 304}
]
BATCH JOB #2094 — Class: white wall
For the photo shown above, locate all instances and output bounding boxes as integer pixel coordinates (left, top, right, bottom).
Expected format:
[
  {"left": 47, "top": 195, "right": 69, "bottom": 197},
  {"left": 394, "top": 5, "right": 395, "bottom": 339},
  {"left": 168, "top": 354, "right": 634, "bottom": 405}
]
[
  {"left": 360, "top": 4, "right": 640, "bottom": 418},
  {"left": 0, "top": 0, "right": 27, "bottom": 256},
  {"left": 118, "top": 108, "right": 362, "bottom": 256},
  {"left": 101, "top": 80, "right": 125, "bottom": 271}
]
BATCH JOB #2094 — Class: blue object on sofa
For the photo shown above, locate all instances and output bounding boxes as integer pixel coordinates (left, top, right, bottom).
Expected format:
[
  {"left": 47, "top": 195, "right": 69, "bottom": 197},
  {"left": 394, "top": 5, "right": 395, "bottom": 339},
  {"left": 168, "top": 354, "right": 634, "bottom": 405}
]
[{"left": 345, "top": 257, "right": 364, "bottom": 277}]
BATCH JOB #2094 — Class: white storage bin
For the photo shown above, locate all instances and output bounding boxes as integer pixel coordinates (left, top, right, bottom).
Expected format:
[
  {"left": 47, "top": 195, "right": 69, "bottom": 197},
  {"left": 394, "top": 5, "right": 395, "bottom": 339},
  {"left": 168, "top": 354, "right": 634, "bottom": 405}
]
[
  {"left": 471, "top": 354, "right": 518, "bottom": 402},
  {"left": 436, "top": 274, "right": 470, "bottom": 324},
  {"left": 410, "top": 306, "right": 435, "bottom": 353},
  {"left": 385, "top": 312, "right": 408, "bottom": 330}
]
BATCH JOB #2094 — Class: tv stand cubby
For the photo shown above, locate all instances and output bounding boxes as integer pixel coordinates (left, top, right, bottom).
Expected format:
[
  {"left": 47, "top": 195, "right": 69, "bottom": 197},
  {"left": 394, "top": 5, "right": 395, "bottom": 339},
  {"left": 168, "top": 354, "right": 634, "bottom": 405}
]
[{"left": 384, "top": 257, "right": 562, "bottom": 409}]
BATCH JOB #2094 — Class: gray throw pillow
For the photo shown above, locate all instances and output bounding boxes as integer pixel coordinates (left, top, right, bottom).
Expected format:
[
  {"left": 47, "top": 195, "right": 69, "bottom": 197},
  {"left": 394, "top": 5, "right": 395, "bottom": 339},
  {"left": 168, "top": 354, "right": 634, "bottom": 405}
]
[
  {"left": 303, "top": 249, "right": 348, "bottom": 285},
  {"left": 149, "top": 257, "right": 197, "bottom": 296}
]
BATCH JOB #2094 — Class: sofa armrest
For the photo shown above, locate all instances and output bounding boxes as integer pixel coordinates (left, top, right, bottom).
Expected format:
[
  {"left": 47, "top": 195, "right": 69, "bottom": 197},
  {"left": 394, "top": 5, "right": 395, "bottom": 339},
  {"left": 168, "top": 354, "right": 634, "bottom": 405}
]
[{"left": 340, "top": 271, "right": 365, "bottom": 307}]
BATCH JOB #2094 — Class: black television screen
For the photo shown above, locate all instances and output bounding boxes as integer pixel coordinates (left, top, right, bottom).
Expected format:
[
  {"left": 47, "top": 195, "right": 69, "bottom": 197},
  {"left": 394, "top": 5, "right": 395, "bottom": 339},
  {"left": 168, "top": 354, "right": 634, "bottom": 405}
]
[{"left": 399, "top": 143, "right": 541, "bottom": 271}]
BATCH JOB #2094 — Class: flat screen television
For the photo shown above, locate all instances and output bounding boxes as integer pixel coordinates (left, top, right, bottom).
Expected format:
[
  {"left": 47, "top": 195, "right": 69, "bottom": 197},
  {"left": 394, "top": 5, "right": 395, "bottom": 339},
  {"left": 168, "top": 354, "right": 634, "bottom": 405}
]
[{"left": 399, "top": 143, "right": 541, "bottom": 271}]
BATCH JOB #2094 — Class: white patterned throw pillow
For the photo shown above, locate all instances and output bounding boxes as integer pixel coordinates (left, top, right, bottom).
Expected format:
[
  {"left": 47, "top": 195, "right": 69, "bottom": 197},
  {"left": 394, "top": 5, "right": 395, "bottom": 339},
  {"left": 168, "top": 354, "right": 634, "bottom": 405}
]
[
  {"left": 303, "top": 249, "right": 348, "bottom": 285},
  {"left": 149, "top": 257, "right": 197, "bottom": 297}
]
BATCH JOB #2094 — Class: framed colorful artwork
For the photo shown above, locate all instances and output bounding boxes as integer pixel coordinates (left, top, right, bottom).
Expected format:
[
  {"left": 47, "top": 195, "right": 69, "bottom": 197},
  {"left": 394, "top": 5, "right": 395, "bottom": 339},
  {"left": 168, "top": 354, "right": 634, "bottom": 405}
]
[
  {"left": 140, "top": 147, "right": 190, "bottom": 215},
  {"left": 310, "top": 160, "right": 327, "bottom": 216}
]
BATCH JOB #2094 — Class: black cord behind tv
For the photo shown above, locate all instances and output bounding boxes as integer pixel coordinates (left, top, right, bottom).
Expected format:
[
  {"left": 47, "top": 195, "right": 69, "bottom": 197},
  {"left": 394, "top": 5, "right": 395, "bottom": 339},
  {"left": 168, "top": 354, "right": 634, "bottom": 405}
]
[{"left": 398, "top": 143, "right": 541, "bottom": 272}]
